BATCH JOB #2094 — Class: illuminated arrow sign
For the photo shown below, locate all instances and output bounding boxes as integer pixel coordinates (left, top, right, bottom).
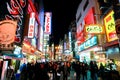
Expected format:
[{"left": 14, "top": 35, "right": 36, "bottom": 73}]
[{"left": 84, "top": 24, "right": 104, "bottom": 34}]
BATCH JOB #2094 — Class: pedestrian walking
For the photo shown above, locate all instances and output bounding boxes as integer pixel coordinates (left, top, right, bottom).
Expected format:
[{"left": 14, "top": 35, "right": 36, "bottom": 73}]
[
  {"left": 98, "top": 63, "right": 105, "bottom": 80},
  {"left": 61, "top": 61, "right": 70, "bottom": 80},
  {"left": 74, "top": 61, "right": 82, "bottom": 80},
  {"left": 90, "top": 61, "right": 98, "bottom": 80},
  {"left": 6, "top": 65, "right": 15, "bottom": 80},
  {"left": 82, "top": 63, "right": 88, "bottom": 80},
  {"left": 56, "top": 64, "right": 62, "bottom": 80}
]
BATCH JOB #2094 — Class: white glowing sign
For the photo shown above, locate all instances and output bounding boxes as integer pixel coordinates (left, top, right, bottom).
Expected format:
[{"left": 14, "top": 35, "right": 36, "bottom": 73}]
[
  {"left": 44, "top": 12, "right": 51, "bottom": 34},
  {"left": 28, "top": 12, "right": 35, "bottom": 38}
]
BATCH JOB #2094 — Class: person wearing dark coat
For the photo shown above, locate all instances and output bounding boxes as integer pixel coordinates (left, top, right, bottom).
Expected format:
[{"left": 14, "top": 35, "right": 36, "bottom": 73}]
[
  {"left": 74, "top": 61, "right": 82, "bottom": 80},
  {"left": 56, "top": 64, "right": 62, "bottom": 80},
  {"left": 62, "top": 61, "right": 69, "bottom": 80},
  {"left": 98, "top": 63, "right": 105, "bottom": 80},
  {"left": 90, "top": 61, "right": 98, "bottom": 80},
  {"left": 82, "top": 63, "right": 88, "bottom": 80}
]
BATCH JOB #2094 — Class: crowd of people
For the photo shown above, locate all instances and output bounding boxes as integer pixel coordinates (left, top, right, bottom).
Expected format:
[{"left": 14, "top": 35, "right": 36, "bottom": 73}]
[{"left": 6, "top": 60, "right": 120, "bottom": 80}]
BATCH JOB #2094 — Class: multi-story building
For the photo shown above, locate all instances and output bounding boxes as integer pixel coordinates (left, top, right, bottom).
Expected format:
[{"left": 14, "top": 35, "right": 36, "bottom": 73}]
[
  {"left": 76, "top": 0, "right": 120, "bottom": 70},
  {"left": 98, "top": 0, "right": 120, "bottom": 72},
  {"left": 0, "top": 0, "right": 45, "bottom": 79},
  {"left": 76, "top": 0, "right": 107, "bottom": 63}
]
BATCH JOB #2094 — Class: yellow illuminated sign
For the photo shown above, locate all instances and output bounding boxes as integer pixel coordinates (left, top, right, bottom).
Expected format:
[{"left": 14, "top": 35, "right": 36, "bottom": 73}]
[
  {"left": 104, "top": 10, "right": 118, "bottom": 42},
  {"left": 85, "top": 24, "right": 104, "bottom": 34}
]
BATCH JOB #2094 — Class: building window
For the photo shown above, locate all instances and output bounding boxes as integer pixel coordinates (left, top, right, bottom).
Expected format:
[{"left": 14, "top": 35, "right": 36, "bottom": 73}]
[
  {"left": 77, "top": 13, "right": 81, "bottom": 22},
  {"left": 83, "top": 0, "right": 89, "bottom": 11}
]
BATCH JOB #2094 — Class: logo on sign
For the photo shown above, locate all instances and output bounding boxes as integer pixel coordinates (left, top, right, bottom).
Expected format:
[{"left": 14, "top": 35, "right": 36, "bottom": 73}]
[{"left": 0, "top": 20, "right": 17, "bottom": 44}]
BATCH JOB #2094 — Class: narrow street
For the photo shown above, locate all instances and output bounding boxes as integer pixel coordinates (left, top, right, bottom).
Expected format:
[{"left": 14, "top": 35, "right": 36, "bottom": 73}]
[{"left": 1, "top": 0, "right": 120, "bottom": 80}]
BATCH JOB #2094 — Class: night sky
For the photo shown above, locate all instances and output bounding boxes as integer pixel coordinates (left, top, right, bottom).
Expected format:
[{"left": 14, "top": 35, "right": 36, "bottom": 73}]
[
  {"left": 0, "top": 0, "right": 81, "bottom": 45},
  {"left": 43, "top": 0, "right": 81, "bottom": 45}
]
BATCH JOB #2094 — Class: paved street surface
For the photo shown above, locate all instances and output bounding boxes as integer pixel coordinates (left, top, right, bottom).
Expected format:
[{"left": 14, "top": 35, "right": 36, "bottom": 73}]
[{"left": 60, "top": 70, "right": 92, "bottom": 80}]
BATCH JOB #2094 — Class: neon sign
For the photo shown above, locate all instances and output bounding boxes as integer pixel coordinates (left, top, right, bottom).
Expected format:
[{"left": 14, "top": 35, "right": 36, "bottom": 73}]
[
  {"left": 0, "top": 20, "right": 17, "bottom": 44},
  {"left": 85, "top": 24, "right": 104, "bottom": 34},
  {"left": 28, "top": 12, "right": 35, "bottom": 38},
  {"left": 44, "top": 12, "right": 51, "bottom": 34},
  {"left": 104, "top": 10, "right": 118, "bottom": 42},
  {"left": 6, "top": 0, "right": 27, "bottom": 44},
  {"left": 79, "top": 36, "right": 98, "bottom": 51}
]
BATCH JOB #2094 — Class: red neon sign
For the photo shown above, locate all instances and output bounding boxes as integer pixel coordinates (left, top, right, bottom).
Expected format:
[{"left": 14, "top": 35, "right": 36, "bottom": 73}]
[
  {"left": 6, "top": 0, "right": 26, "bottom": 44},
  {"left": 44, "top": 12, "right": 51, "bottom": 34}
]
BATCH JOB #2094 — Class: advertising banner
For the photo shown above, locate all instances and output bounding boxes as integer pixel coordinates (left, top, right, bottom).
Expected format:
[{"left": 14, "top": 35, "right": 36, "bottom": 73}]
[
  {"left": 0, "top": 0, "right": 27, "bottom": 45},
  {"left": 76, "top": 8, "right": 95, "bottom": 45},
  {"left": 0, "top": 20, "right": 17, "bottom": 44},
  {"left": 44, "top": 12, "right": 52, "bottom": 34},
  {"left": 28, "top": 12, "right": 35, "bottom": 38},
  {"left": 22, "top": 37, "right": 36, "bottom": 54},
  {"left": 104, "top": 10, "right": 118, "bottom": 42},
  {"left": 84, "top": 24, "right": 104, "bottom": 34}
]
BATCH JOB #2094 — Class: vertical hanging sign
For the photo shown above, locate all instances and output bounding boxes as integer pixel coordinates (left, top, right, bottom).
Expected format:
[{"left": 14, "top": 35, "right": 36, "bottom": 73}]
[
  {"left": 104, "top": 10, "right": 118, "bottom": 42},
  {"left": 28, "top": 12, "right": 35, "bottom": 38},
  {"left": 44, "top": 12, "right": 52, "bottom": 34}
]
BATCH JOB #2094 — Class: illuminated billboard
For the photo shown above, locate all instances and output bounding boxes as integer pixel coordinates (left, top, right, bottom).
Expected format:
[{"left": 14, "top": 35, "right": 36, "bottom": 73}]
[
  {"left": 38, "top": 7, "right": 44, "bottom": 52},
  {"left": 4, "top": 0, "right": 27, "bottom": 45},
  {"left": 39, "top": 26, "right": 44, "bottom": 52},
  {"left": 78, "top": 36, "right": 98, "bottom": 51},
  {"left": 28, "top": 12, "right": 35, "bottom": 38},
  {"left": 84, "top": 24, "right": 104, "bottom": 34},
  {"left": 76, "top": 8, "right": 95, "bottom": 45},
  {"left": 76, "top": 21, "right": 85, "bottom": 45},
  {"left": 104, "top": 10, "right": 118, "bottom": 42},
  {"left": 44, "top": 12, "right": 52, "bottom": 34},
  {"left": 0, "top": 20, "right": 17, "bottom": 44}
]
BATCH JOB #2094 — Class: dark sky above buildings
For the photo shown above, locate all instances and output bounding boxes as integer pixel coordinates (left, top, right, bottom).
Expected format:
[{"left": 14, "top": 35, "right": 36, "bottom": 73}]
[
  {"left": 0, "top": 0, "right": 81, "bottom": 45},
  {"left": 43, "top": 0, "right": 81, "bottom": 45}
]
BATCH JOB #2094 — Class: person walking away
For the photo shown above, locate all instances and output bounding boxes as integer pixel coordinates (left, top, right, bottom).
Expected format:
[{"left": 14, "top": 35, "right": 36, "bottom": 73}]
[
  {"left": 19, "top": 63, "right": 27, "bottom": 80},
  {"left": 39, "top": 62, "right": 49, "bottom": 80},
  {"left": 6, "top": 65, "right": 15, "bottom": 80},
  {"left": 48, "top": 62, "right": 54, "bottom": 80},
  {"left": 90, "top": 61, "right": 98, "bottom": 80},
  {"left": 82, "top": 63, "right": 88, "bottom": 80},
  {"left": 53, "top": 62, "right": 57, "bottom": 80},
  {"left": 56, "top": 64, "right": 62, "bottom": 80},
  {"left": 98, "top": 63, "right": 105, "bottom": 80},
  {"left": 74, "top": 61, "right": 82, "bottom": 80},
  {"left": 15, "top": 70, "right": 20, "bottom": 80},
  {"left": 109, "top": 61, "right": 120, "bottom": 80},
  {"left": 62, "top": 61, "right": 69, "bottom": 80}
]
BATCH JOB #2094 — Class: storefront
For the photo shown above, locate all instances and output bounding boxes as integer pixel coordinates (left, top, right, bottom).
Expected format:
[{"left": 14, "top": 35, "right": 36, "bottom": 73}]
[
  {"left": 103, "top": 10, "right": 120, "bottom": 72},
  {"left": 78, "top": 36, "right": 106, "bottom": 64},
  {"left": 104, "top": 40, "right": 120, "bottom": 72}
]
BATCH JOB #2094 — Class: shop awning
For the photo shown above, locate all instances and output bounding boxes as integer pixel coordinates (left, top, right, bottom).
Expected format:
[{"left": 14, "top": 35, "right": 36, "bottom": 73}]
[{"left": 1, "top": 51, "right": 25, "bottom": 60}]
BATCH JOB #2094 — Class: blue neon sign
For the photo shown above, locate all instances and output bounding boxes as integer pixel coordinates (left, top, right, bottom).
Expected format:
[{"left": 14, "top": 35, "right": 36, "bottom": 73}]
[{"left": 79, "top": 36, "right": 98, "bottom": 51}]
